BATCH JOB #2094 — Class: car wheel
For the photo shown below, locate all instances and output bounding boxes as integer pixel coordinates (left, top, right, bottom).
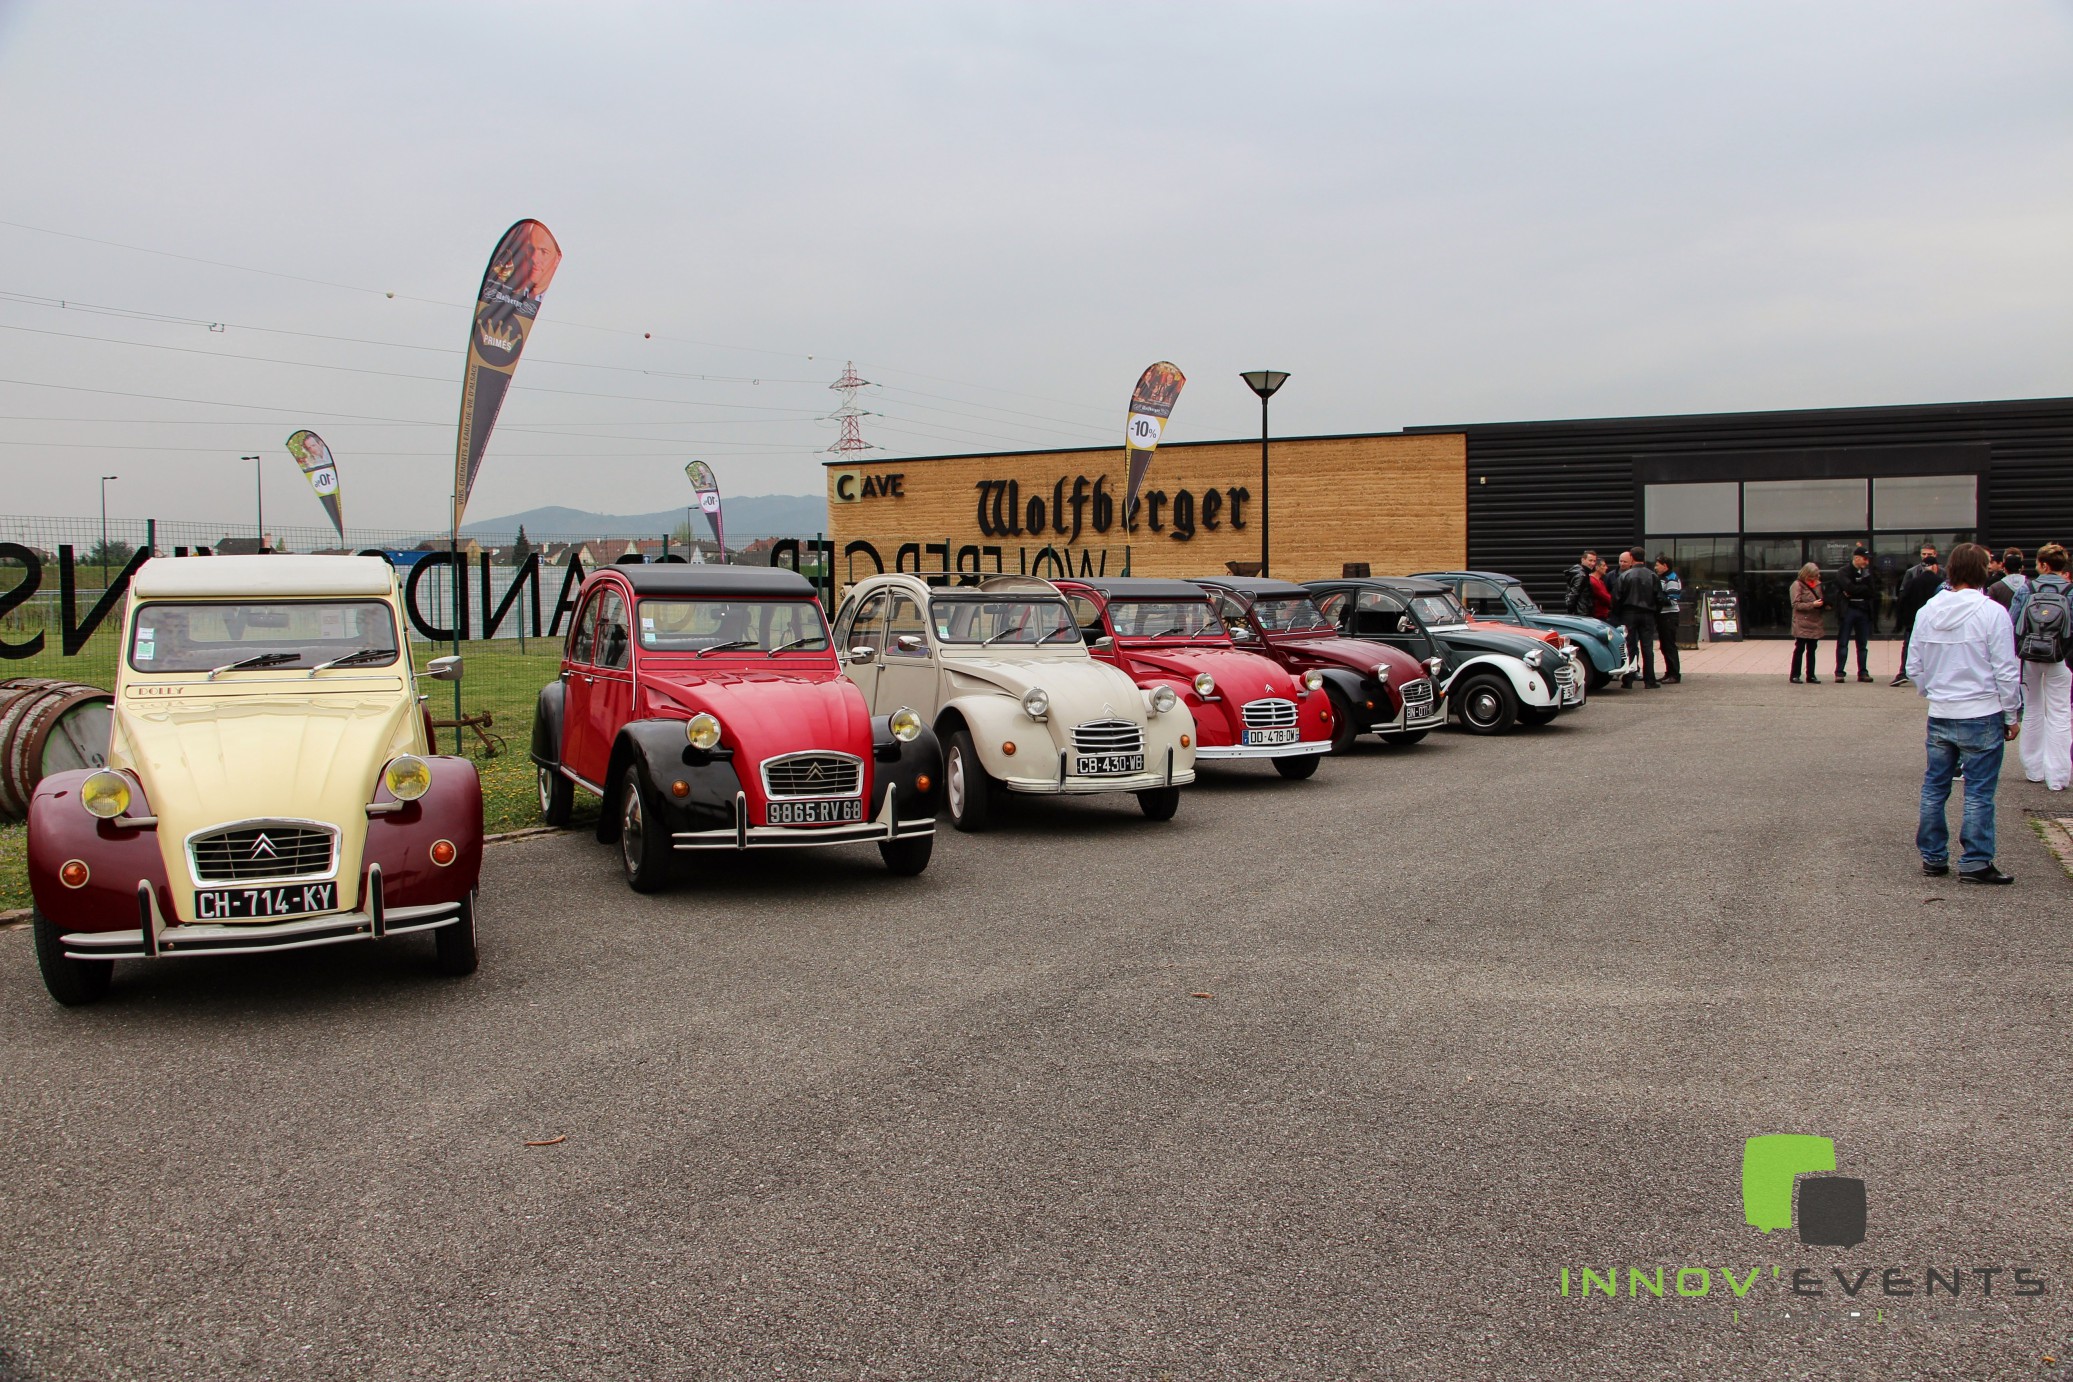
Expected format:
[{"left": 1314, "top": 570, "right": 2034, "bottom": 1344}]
[
  {"left": 1455, "top": 673, "right": 1517, "bottom": 735},
  {"left": 1325, "top": 687, "right": 1359, "bottom": 754},
  {"left": 618, "top": 764, "right": 671, "bottom": 893},
  {"left": 1137, "top": 786, "right": 1181, "bottom": 820},
  {"left": 944, "top": 729, "right": 994, "bottom": 833},
  {"left": 432, "top": 890, "right": 479, "bottom": 976},
  {"left": 878, "top": 834, "right": 934, "bottom": 876},
  {"left": 1272, "top": 754, "right": 1321, "bottom": 780},
  {"left": 31, "top": 908, "right": 112, "bottom": 1006},
  {"left": 1586, "top": 665, "right": 1611, "bottom": 693},
  {"left": 1379, "top": 730, "right": 1428, "bottom": 747},
  {"left": 538, "top": 765, "right": 573, "bottom": 827}
]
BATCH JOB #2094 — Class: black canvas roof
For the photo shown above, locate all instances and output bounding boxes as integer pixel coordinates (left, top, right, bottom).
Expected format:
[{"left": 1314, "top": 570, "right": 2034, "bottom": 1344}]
[
  {"left": 1055, "top": 576, "right": 1212, "bottom": 601},
  {"left": 601, "top": 565, "right": 815, "bottom": 597},
  {"left": 1303, "top": 575, "right": 1449, "bottom": 596}
]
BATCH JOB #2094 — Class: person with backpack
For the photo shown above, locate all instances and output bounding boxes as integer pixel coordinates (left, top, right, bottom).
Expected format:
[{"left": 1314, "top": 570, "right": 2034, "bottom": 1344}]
[
  {"left": 1835, "top": 545, "right": 1878, "bottom": 682},
  {"left": 2016, "top": 543, "right": 2072, "bottom": 791}
]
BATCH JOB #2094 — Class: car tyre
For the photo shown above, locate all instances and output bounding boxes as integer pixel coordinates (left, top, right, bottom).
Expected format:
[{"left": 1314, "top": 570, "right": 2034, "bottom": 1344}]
[
  {"left": 878, "top": 834, "right": 934, "bottom": 876},
  {"left": 31, "top": 908, "right": 112, "bottom": 1006},
  {"left": 1272, "top": 754, "right": 1321, "bottom": 780},
  {"left": 1585, "top": 665, "right": 1611, "bottom": 693},
  {"left": 944, "top": 729, "right": 994, "bottom": 833},
  {"left": 618, "top": 764, "right": 672, "bottom": 893},
  {"left": 433, "top": 890, "right": 479, "bottom": 976},
  {"left": 1379, "top": 730, "right": 1428, "bottom": 747},
  {"left": 1324, "top": 687, "right": 1359, "bottom": 754},
  {"left": 1455, "top": 673, "right": 1517, "bottom": 735},
  {"left": 538, "top": 765, "right": 574, "bottom": 828},
  {"left": 1137, "top": 786, "right": 1182, "bottom": 820}
]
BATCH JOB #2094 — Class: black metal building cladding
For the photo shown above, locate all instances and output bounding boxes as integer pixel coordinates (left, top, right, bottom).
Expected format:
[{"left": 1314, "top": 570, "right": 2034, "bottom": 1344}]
[{"left": 1410, "top": 398, "right": 2073, "bottom": 607}]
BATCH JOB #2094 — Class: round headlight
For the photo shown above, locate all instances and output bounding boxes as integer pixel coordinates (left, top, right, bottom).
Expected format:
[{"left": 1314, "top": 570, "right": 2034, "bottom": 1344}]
[
  {"left": 1425, "top": 657, "right": 1444, "bottom": 677},
  {"left": 384, "top": 755, "right": 432, "bottom": 801},
  {"left": 1192, "top": 672, "right": 1216, "bottom": 698},
  {"left": 1021, "top": 687, "right": 1050, "bottom": 719},
  {"left": 1523, "top": 648, "right": 1544, "bottom": 668},
  {"left": 1301, "top": 669, "right": 1324, "bottom": 692},
  {"left": 1150, "top": 684, "right": 1178, "bottom": 714},
  {"left": 889, "top": 707, "right": 922, "bottom": 742},
  {"left": 79, "top": 769, "right": 130, "bottom": 819},
  {"left": 685, "top": 712, "right": 723, "bottom": 751},
  {"left": 1372, "top": 663, "right": 1392, "bottom": 683}
]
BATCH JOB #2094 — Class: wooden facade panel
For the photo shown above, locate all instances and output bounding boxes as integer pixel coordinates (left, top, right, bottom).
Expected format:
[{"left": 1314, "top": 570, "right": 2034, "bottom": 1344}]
[{"left": 824, "top": 433, "right": 1466, "bottom": 590}]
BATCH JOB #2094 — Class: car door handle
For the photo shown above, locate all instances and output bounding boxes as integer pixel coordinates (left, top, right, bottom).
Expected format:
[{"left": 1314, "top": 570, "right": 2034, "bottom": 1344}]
[{"left": 582, "top": 675, "right": 594, "bottom": 684}]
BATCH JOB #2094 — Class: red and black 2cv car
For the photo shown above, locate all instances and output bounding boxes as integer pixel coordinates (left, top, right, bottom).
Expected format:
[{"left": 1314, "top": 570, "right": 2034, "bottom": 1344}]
[
  {"left": 530, "top": 564, "right": 942, "bottom": 890},
  {"left": 1053, "top": 577, "right": 1333, "bottom": 778},
  {"left": 1191, "top": 576, "right": 1446, "bottom": 752}
]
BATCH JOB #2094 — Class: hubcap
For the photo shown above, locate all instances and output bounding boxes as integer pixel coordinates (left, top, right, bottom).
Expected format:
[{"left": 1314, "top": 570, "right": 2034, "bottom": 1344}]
[
  {"left": 1468, "top": 690, "right": 1501, "bottom": 725},
  {"left": 947, "top": 747, "right": 967, "bottom": 817},
  {"left": 621, "top": 785, "right": 644, "bottom": 874},
  {"left": 538, "top": 768, "right": 552, "bottom": 812}
]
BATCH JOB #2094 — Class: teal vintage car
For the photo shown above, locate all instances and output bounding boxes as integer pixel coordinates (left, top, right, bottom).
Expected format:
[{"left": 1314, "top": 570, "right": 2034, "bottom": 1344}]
[{"left": 1414, "top": 570, "right": 1638, "bottom": 692}]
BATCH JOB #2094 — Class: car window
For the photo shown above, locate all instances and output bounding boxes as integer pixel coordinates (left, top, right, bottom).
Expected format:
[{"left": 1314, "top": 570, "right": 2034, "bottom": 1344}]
[
  {"left": 1353, "top": 590, "right": 1412, "bottom": 637},
  {"left": 1505, "top": 586, "right": 1541, "bottom": 615},
  {"left": 929, "top": 595, "right": 1079, "bottom": 645},
  {"left": 127, "top": 600, "right": 399, "bottom": 674},
  {"left": 1458, "top": 578, "right": 1507, "bottom": 617},
  {"left": 570, "top": 592, "right": 601, "bottom": 664},
  {"left": 1250, "top": 595, "right": 1334, "bottom": 633},
  {"left": 1314, "top": 590, "right": 1350, "bottom": 628},
  {"left": 1065, "top": 594, "right": 1107, "bottom": 645},
  {"left": 885, "top": 594, "right": 929, "bottom": 656},
  {"left": 842, "top": 591, "right": 887, "bottom": 654},
  {"left": 1107, "top": 599, "right": 1223, "bottom": 639},
  {"left": 1412, "top": 593, "right": 1468, "bottom": 626},
  {"left": 595, "top": 589, "right": 631, "bottom": 669},
  {"left": 638, "top": 599, "right": 829, "bottom": 653}
]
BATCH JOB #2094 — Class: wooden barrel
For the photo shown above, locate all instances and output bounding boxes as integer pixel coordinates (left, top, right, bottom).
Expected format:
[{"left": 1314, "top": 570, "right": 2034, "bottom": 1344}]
[{"left": 0, "top": 679, "right": 114, "bottom": 823}]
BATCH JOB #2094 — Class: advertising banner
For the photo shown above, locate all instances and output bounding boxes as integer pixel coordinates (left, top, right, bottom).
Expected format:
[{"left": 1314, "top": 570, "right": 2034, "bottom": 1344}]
[
  {"left": 1123, "top": 361, "right": 1186, "bottom": 530},
  {"left": 686, "top": 460, "right": 726, "bottom": 557},
  {"left": 452, "top": 219, "right": 562, "bottom": 531},
  {"left": 284, "top": 430, "right": 343, "bottom": 540}
]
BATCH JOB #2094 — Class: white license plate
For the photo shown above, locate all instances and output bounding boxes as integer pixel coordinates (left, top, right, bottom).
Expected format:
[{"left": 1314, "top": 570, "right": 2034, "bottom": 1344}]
[
  {"left": 766, "top": 798, "right": 864, "bottom": 826},
  {"left": 1075, "top": 753, "right": 1145, "bottom": 776},
  {"left": 1243, "top": 727, "right": 1300, "bottom": 746},
  {"left": 194, "top": 882, "right": 337, "bottom": 920}
]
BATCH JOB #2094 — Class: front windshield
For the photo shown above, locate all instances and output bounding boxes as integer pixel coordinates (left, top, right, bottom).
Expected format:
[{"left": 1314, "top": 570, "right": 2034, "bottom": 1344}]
[
  {"left": 1505, "top": 587, "right": 1541, "bottom": 615},
  {"left": 1250, "top": 595, "right": 1335, "bottom": 633},
  {"left": 1412, "top": 594, "right": 1469, "bottom": 626},
  {"left": 637, "top": 598, "right": 829, "bottom": 654},
  {"left": 931, "top": 596, "right": 1079, "bottom": 646},
  {"left": 128, "top": 601, "right": 399, "bottom": 673},
  {"left": 1107, "top": 599, "right": 1224, "bottom": 639}
]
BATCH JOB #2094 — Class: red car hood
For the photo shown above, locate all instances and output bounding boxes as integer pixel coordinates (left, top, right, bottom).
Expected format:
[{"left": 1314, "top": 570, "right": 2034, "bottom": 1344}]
[
  {"left": 1120, "top": 642, "right": 1301, "bottom": 700},
  {"left": 1262, "top": 632, "right": 1426, "bottom": 680},
  {"left": 638, "top": 664, "right": 872, "bottom": 761}
]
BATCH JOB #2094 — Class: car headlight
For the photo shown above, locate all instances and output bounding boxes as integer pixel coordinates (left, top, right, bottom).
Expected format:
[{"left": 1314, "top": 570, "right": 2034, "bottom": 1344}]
[
  {"left": 1372, "top": 663, "right": 1391, "bottom": 684},
  {"left": 889, "top": 707, "right": 922, "bottom": 742},
  {"left": 1150, "top": 684, "right": 1178, "bottom": 714},
  {"left": 685, "top": 712, "right": 723, "bottom": 751},
  {"left": 79, "top": 769, "right": 130, "bottom": 819},
  {"left": 1021, "top": 687, "right": 1050, "bottom": 720},
  {"left": 1425, "top": 657, "right": 1444, "bottom": 677},
  {"left": 384, "top": 755, "right": 432, "bottom": 801},
  {"left": 1523, "top": 648, "right": 1544, "bottom": 668},
  {"left": 1192, "top": 672, "right": 1216, "bottom": 697},
  {"left": 1301, "top": 669, "right": 1324, "bottom": 692}
]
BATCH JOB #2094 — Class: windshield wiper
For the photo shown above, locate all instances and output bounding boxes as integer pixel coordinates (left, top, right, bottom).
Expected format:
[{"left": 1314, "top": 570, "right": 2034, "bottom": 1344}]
[
  {"left": 695, "top": 639, "right": 758, "bottom": 658},
  {"left": 208, "top": 652, "right": 301, "bottom": 680},
  {"left": 980, "top": 626, "right": 1027, "bottom": 646},
  {"left": 765, "top": 637, "right": 827, "bottom": 656},
  {"left": 309, "top": 647, "right": 396, "bottom": 674}
]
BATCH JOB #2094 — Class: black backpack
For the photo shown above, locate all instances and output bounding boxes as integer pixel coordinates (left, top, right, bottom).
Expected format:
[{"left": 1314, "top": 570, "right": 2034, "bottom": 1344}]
[{"left": 2017, "top": 581, "right": 2072, "bottom": 663}]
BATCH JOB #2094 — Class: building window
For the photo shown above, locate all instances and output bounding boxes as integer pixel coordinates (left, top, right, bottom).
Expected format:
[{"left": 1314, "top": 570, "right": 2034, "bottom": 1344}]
[
  {"left": 1873, "top": 474, "right": 1976, "bottom": 530},
  {"left": 1643, "top": 482, "right": 1738, "bottom": 535},
  {"left": 1741, "top": 478, "right": 1866, "bottom": 533}
]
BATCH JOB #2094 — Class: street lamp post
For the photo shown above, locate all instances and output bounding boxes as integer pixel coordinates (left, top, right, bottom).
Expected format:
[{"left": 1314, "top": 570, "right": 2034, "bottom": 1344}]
[
  {"left": 99, "top": 475, "right": 118, "bottom": 583},
  {"left": 241, "top": 455, "right": 264, "bottom": 551},
  {"left": 1240, "top": 371, "right": 1290, "bottom": 576}
]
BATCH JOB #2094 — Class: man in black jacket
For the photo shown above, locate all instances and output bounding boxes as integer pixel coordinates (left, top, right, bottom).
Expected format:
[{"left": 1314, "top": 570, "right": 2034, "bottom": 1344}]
[
  {"left": 1563, "top": 550, "right": 1599, "bottom": 616},
  {"left": 1835, "top": 546, "right": 1878, "bottom": 682},
  {"left": 1892, "top": 544, "right": 1943, "bottom": 687},
  {"left": 1615, "top": 547, "right": 1661, "bottom": 689}
]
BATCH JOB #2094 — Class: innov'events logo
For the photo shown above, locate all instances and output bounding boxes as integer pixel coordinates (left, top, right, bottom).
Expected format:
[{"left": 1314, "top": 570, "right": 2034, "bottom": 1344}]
[{"left": 1556, "top": 1134, "right": 2049, "bottom": 1308}]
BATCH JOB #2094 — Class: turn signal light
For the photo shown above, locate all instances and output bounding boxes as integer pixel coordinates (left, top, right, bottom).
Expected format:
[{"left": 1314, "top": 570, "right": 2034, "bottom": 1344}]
[
  {"left": 915, "top": 774, "right": 932, "bottom": 792},
  {"left": 429, "top": 839, "right": 457, "bottom": 867},
  {"left": 1180, "top": 733, "right": 1192, "bottom": 748},
  {"left": 60, "top": 859, "right": 89, "bottom": 889},
  {"left": 1001, "top": 741, "right": 1017, "bottom": 756},
  {"left": 671, "top": 779, "right": 690, "bottom": 798}
]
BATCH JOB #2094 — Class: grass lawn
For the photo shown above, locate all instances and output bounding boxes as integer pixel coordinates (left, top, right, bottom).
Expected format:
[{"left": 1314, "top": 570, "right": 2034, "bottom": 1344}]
[{"left": 1, "top": 639, "right": 583, "bottom": 913}]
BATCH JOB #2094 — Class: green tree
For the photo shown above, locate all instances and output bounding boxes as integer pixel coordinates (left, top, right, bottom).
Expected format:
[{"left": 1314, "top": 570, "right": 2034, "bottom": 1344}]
[{"left": 510, "top": 525, "right": 534, "bottom": 566}]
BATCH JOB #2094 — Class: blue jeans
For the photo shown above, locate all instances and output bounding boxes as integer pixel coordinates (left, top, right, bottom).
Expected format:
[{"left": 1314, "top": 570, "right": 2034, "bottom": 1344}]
[{"left": 1917, "top": 714, "right": 2006, "bottom": 871}]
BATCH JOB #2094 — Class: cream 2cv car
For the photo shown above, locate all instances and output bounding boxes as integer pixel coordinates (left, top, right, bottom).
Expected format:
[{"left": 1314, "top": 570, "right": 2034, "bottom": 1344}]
[
  {"left": 832, "top": 573, "right": 1196, "bottom": 830},
  {"left": 25, "top": 555, "right": 481, "bottom": 1005}
]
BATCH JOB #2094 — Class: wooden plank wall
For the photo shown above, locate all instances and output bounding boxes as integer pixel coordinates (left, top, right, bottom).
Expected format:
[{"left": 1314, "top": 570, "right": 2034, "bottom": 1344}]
[{"left": 824, "top": 432, "right": 1466, "bottom": 590}]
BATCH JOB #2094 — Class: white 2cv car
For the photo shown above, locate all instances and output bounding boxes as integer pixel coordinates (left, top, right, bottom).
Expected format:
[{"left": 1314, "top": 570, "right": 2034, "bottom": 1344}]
[{"left": 831, "top": 574, "right": 1196, "bottom": 830}]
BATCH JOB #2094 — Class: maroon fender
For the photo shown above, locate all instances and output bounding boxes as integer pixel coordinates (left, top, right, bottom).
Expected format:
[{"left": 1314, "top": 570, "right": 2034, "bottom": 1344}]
[
  {"left": 363, "top": 755, "right": 483, "bottom": 906},
  {"left": 26, "top": 770, "right": 174, "bottom": 932}
]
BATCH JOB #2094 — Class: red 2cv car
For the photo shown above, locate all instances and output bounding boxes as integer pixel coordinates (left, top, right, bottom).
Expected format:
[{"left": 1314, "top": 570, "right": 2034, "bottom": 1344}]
[
  {"left": 1053, "top": 577, "right": 1333, "bottom": 779},
  {"left": 530, "top": 564, "right": 942, "bottom": 890},
  {"left": 1192, "top": 576, "right": 1446, "bottom": 752}
]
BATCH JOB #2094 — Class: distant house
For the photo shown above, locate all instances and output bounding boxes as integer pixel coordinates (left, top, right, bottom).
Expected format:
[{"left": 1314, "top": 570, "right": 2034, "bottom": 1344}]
[{"left": 215, "top": 536, "right": 281, "bottom": 555}]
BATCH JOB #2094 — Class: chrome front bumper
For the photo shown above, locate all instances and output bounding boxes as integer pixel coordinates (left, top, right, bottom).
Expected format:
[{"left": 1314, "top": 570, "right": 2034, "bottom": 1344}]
[
  {"left": 671, "top": 786, "right": 935, "bottom": 851},
  {"left": 1002, "top": 745, "right": 1193, "bottom": 795},
  {"left": 61, "top": 867, "right": 464, "bottom": 961},
  {"left": 1194, "top": 739, "right": 1332, "bottom": 761}
]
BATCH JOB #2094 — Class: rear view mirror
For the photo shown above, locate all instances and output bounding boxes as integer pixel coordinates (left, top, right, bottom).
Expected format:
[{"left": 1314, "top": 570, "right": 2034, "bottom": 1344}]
[
  {"left": 1229, "top": 620, "right": 1256, "bottom": 640},
  {"left": 425, "top": 655, "right": 463, "bottom": 682},
  {"left": 848, "top": 645, "right": 878, "bottom": 665},
  {"left": 894, "top": 634, "right": 925, "bottom": 653},
  {"left": 1093, "top": 635, "right": 1114, "bottom": 650}
]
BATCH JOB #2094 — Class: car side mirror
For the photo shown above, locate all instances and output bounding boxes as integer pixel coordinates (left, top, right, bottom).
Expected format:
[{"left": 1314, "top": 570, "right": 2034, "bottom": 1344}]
[
  {"left": 1229, "top": 620, "right": 1256, "bottom": 640},
  {"left": 848, "top": 645, "right": 878, "bottom": 665},
  {"left": 1092, "top": 635, "right": 1114, "bottom": 650},
  {"left": 425, "top": 654, "right": 462, "bottom": 682},
  {"left": 894, "top": 634, "right": 925, "bottom": 653}
]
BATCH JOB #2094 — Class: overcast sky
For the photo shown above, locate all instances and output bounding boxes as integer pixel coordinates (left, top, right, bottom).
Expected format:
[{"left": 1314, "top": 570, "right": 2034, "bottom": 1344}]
[{"left": 0, "top": 0, "right": 2068, "bottom": 535}]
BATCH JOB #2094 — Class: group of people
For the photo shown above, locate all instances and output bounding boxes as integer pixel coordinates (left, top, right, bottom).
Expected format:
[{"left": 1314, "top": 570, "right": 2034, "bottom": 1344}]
[{"left": 1561, "top": 548, "right": 1683, "bottom": 690}]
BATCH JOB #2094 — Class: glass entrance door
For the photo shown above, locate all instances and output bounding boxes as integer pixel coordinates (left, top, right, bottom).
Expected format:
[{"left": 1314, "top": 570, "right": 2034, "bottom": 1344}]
[{"left": 1738, "top": 536, "right": 1867, "bottom": 638}]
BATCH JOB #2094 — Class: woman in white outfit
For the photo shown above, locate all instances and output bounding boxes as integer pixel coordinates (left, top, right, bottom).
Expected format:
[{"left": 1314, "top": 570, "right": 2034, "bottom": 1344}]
[{"left": 2019, "top": 542, "right": 2072, "bottom": 790}]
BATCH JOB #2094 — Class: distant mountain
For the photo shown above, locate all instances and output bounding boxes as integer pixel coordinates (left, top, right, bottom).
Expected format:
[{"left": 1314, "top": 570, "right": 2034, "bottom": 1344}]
[{"left": 460, "top": 495, "right": 827, "bottom": 541}]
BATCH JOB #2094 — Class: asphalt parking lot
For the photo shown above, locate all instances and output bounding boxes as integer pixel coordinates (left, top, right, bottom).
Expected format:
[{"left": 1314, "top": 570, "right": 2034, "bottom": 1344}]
[{"left": 2, "top": 677, "right": 2068, "bottom": 1381}]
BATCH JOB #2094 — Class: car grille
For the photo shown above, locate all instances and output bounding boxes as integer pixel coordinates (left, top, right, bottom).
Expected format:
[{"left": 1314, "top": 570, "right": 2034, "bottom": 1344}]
[
  {"left": 1400, "top": 678, "right": 1435, "bottom": 711},
  {"left": 1554, "top": 662, "right": 1579, "bottom": 691},
  {"left": 189, "top": 823, "right": 337, "bottom": 883},
  {"left": 1241, "top": 698, "right": 1298, "bottom": 729},
  {"left": 1072, "top": 719, "right": 1145, "bottom": 755},
  {"left": 762, "top": 752, "right": 863, "bottom": 799}
]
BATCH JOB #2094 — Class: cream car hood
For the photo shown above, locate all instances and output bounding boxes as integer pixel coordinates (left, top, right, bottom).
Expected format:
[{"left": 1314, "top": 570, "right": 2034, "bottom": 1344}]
[{"left": 941, "top": 651, "right": 1146, "bottom": 718}]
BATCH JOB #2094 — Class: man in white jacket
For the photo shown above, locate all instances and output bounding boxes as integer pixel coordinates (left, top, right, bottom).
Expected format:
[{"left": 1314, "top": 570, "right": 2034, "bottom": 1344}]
[{"left": 1906, "top": 543, "right": 2022, "bottom": 884}]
